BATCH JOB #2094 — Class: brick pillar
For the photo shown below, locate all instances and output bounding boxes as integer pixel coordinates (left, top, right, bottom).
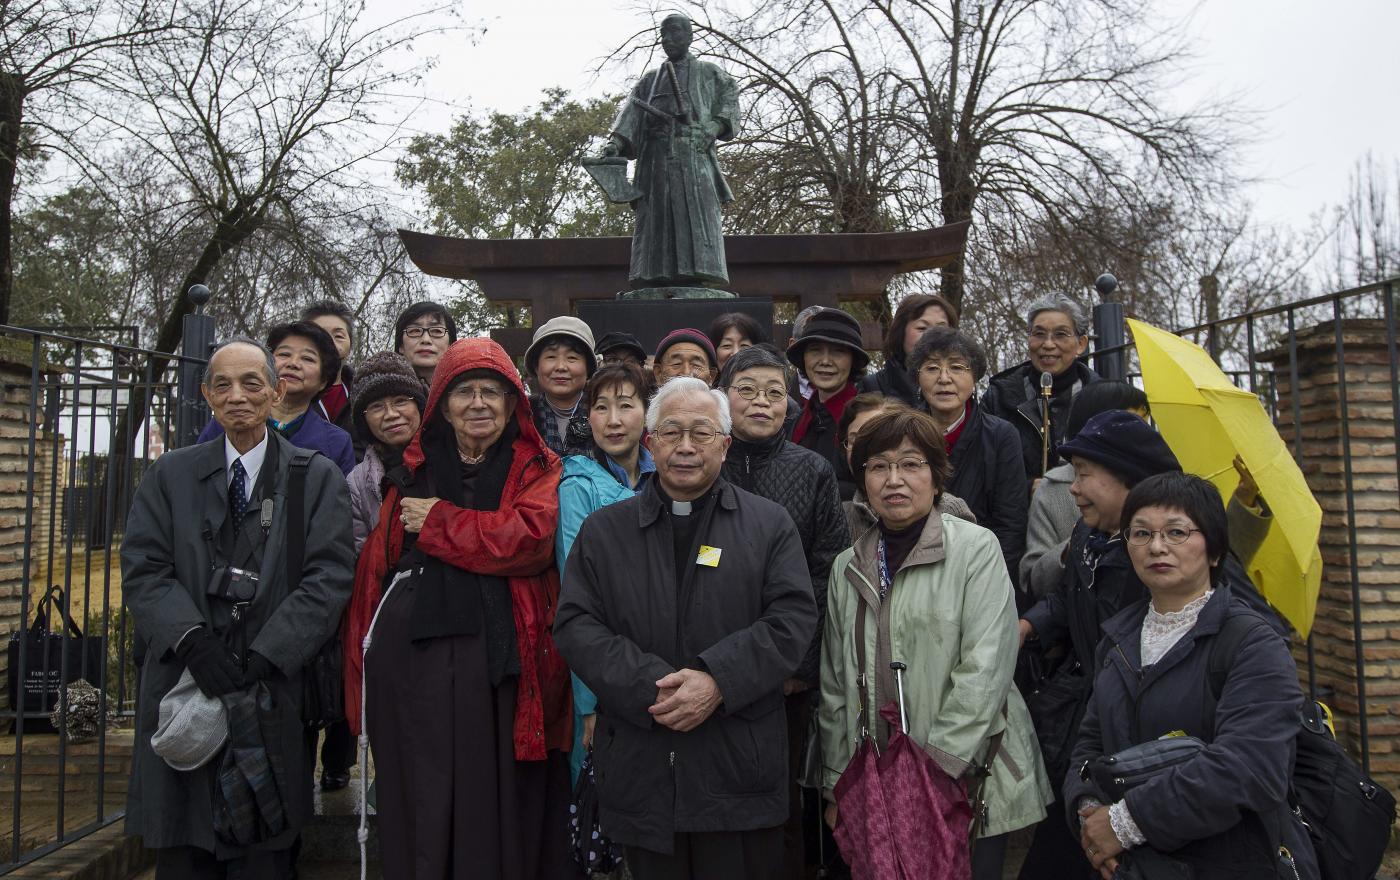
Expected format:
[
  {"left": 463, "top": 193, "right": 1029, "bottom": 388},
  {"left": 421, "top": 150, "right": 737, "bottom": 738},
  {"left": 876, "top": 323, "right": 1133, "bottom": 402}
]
[
  {"left": 0, "top": 347, "right": 63, "bottom": 702},
  {"left": 1261, "top": 318, "right": 1399, "bottom": 790}
]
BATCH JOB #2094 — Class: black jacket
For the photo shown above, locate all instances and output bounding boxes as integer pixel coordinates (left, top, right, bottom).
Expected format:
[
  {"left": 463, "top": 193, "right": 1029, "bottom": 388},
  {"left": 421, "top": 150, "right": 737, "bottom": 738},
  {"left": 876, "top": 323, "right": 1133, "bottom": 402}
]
[
  {"left": 554, "top": 479, "right": 818, "bottom": 852},
  {"left": 856, "top": 356, "right": 921, "bottom": 407},
  {"left": 1022, "top": 521, "right": 1138, "bottom": 674},
  {"left": 723, "top": 433, "right": 850, "bottom": 688},
  {"left": 940, "top": 399, "right": 1028, "bottom": 583},
  {"left": 793, "top": 391, "right": 857, "bottom": 501},
  {"left": 1064, "top": 588, "right": 1316, "bottom": 879},
  {"left": 982, "top": 359, "right": 1099, "bottom": 481}
]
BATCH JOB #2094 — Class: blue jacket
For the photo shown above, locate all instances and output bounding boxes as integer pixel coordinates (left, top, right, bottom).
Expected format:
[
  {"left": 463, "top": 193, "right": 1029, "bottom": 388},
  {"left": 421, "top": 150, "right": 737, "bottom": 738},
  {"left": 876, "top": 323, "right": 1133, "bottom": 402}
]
[
  {"left": 1064, "top": 586, "right": 1316, "bottom": 879},
  {"left": 556, "top": 452, "right": 653, "bottom": 784},
  {"left": 198, "top": 407, "right": 355, "bottom": 477}
]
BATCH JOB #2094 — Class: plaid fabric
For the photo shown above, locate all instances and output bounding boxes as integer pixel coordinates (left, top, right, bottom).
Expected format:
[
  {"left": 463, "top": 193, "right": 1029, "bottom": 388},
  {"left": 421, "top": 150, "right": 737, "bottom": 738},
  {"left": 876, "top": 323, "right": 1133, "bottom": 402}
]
[
  {"left": 213, "top": 684, "right": 287, "bottom": 848},
  {"left": 532, "top": 396, "right": 594, "bottom": 458}
]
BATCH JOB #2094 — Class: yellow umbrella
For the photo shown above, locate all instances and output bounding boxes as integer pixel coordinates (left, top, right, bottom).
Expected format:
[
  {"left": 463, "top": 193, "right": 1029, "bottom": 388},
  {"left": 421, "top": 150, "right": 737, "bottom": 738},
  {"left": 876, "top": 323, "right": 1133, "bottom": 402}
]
[{"left": 1128, "top": 318, "right": 1323, "bottom": 636}]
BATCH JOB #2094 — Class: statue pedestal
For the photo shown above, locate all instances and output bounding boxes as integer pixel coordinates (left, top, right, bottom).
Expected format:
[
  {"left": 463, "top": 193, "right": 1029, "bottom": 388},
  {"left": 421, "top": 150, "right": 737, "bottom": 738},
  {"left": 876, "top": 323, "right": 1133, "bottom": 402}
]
[
  {"left": 577, "top": 297, "right": 769, "bottom": 356},
  {"left": 619, "top": 286, "right": 737, "bottom": 301},
  {"left": 397, "top": 221, "right": 969, "bottom": 359}
]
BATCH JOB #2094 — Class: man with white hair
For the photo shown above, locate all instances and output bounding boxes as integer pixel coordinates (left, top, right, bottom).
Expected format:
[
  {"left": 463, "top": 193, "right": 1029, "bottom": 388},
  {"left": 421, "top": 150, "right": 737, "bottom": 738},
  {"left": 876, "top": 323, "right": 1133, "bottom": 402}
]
[{"left": 555, "top": 377, "right": 817, "bottom": 879}]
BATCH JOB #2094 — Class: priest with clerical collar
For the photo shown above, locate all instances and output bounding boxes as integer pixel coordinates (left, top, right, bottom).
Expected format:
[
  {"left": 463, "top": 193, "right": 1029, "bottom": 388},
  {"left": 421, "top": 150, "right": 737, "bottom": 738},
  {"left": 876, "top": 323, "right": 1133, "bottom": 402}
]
[{"left": 555, "top": 376, "right": 817, "bottom": 879}]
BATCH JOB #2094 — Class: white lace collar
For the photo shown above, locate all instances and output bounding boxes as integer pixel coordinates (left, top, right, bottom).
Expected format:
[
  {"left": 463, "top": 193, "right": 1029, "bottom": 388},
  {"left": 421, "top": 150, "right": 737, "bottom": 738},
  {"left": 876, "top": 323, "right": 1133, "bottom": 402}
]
[{"left": 1140, "top": 590, "right": 1213, "bottom": 666}]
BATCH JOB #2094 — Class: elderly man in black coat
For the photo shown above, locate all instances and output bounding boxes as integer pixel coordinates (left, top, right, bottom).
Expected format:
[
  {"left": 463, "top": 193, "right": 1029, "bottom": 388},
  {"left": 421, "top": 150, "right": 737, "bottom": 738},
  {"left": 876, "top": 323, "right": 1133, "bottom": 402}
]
[
  {"left": 121, "top": 338, "right": 354, "bottom": 879},
  {"left": 555, "top": 376, "right": 818, "bottom": 880}
]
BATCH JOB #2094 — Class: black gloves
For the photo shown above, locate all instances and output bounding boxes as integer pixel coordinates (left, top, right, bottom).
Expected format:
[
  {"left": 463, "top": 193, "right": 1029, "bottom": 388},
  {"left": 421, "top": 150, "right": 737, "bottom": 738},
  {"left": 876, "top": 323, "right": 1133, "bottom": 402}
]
[
  {"left": 176, "top": 629, "right": 243, "bottom": 697},
  {"left": 242, "top": 651, "right": 275, "bottom": 687}
]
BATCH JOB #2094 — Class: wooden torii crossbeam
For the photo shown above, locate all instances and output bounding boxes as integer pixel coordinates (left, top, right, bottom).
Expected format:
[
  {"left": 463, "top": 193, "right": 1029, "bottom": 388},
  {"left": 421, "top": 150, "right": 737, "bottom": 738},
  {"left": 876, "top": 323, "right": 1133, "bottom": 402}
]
[{"left": 398, "top": 221, "right": 970, "bottom": 357}]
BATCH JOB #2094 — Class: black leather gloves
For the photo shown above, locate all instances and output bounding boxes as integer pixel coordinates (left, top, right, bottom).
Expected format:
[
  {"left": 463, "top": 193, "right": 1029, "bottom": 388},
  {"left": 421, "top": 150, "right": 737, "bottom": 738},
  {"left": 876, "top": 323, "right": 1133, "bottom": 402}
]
[{"left": 176, "top": 629, "right": 243, "bottom": 697}]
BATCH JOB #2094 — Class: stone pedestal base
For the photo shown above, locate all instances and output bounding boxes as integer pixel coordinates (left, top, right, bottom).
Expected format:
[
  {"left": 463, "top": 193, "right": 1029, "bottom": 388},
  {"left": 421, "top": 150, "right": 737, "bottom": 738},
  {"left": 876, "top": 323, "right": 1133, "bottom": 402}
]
[
  {"left": 618, "top": 286, "right": 737, "bottom": 300},
  {"left": 576, "top": 297, "right": 771, "bottom": 354}
]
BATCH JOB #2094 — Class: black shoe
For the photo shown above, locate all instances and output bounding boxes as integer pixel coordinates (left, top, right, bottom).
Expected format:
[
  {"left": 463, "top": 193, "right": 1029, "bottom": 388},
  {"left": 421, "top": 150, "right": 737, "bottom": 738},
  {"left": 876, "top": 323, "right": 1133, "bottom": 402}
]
[{"left": 320, "top": 771, "right": 351, "bottom": 792}]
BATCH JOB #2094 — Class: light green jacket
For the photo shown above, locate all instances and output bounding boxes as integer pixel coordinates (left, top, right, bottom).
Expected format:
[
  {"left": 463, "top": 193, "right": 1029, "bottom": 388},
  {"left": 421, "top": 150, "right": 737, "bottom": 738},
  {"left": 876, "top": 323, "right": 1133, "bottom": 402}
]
[{"left": 819, "top": 512, "right": 1052, "bottom": 837}]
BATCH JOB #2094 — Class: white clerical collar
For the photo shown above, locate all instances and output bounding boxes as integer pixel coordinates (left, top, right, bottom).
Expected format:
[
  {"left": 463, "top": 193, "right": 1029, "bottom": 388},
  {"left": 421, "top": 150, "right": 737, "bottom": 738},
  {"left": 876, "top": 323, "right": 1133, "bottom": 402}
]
[
  {"left": 225, "top": 431, "right": 269, "bottom": 491},
  {"left": 671, "top": 500, "right": 693, "bottom": 516}
]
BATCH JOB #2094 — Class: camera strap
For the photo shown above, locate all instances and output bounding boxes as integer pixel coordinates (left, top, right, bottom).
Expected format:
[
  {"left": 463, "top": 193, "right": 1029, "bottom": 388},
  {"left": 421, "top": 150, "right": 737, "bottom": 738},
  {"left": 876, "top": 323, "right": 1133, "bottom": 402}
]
[
  {"left": 226, "top": 505, "right": 269, "bottom": 572},
  {"left": 283, "top": 450, "right": 315, "bottom": 590}
]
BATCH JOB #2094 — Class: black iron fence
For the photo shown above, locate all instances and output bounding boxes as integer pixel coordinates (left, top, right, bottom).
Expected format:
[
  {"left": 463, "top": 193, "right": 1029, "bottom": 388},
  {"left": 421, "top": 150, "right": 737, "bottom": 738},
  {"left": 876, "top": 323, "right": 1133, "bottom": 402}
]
[
  {"left": 0, "top": 321, "right": 207, "bottom": 872},
  {"left": 0, "top": 276, "right": 1395, "bottom": 870}
]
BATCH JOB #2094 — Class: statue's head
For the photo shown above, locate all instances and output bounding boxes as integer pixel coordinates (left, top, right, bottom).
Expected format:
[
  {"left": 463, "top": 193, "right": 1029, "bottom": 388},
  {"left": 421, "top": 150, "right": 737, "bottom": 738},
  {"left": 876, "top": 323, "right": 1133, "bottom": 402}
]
[{"left": 659, "top": 14, "right": 692, "bottom": 61}]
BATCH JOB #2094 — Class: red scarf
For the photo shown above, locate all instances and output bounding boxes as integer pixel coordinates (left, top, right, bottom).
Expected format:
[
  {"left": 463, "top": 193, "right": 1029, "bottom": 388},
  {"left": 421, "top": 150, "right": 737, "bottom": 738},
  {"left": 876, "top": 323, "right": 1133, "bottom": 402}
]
[
  {"left": 320, "top": 382, "right": 348, "bottom": 423},
  {"left": 792, "top": 382, "right": 857, "bottom": 444},
  {"left": 940, "top": 402, "right": 970, "bottom": 453}
]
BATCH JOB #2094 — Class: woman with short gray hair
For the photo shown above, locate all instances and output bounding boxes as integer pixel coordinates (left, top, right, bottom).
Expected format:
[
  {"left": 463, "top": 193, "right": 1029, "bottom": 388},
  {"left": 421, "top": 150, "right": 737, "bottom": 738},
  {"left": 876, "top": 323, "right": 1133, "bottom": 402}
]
[{"left": 982, "top": 296, "right": 1099, "bottom": 485}]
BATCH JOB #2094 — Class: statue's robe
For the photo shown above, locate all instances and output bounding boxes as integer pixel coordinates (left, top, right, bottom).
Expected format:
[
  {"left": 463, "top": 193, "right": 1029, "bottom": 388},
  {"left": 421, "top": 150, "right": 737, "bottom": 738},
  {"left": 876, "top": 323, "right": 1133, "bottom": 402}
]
[{"left": 611, "top": 53, "right": 738, "bottom": 287}]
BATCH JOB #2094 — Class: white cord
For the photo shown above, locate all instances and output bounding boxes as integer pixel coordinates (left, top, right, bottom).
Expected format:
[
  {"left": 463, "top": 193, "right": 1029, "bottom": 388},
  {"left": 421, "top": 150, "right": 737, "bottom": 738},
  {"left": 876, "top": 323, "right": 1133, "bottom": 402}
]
[{"left": 358, "top": 569, "right": 410, "bottom": 880}]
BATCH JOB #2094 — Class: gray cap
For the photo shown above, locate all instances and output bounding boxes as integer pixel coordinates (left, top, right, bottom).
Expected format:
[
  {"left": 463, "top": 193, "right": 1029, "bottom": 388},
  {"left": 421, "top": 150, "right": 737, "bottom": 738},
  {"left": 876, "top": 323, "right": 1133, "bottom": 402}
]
[
  {"left": 151, "top": 669, "right": 228, "bottom": 772},
  {"left": 524, "top": 316, "right": 598, "bottom": 378}
]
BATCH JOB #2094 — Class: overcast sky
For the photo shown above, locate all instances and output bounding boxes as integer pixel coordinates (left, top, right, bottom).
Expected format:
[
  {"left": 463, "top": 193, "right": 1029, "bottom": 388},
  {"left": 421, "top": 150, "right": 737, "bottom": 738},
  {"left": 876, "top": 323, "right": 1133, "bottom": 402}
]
[{"left": 372, "top": 0, "right": 1400, "bottom": 237}]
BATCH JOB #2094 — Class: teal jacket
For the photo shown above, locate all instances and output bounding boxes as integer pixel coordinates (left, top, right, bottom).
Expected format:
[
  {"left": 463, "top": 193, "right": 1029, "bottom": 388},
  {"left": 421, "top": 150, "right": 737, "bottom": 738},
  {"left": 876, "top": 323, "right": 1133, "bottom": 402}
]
[{"left": 556, "top": 452, "right": 653, "bottom": 784}]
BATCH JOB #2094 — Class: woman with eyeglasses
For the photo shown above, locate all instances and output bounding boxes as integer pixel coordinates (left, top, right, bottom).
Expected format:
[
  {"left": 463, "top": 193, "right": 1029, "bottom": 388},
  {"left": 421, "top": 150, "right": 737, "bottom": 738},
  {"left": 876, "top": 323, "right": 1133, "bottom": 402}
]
[
  {"left": 856, "top": 293, "right": 957, "bottom": 407},
  {"left": 344, "top": 338, "right": 575, "bottom": 879},
  {"left": 1015, "top": 410, "right": 1182, "bottom": 880},
  {"left": 1064, "top": 472, "right": 1317, "bottom": 880},
  {"left": 346, "top": 353, "right": 426, "bottom": 553},
  {"left": 982, "top": 296, "right": 1100, "bottom": 486},
  {"left": 819, "top": 408, "right": 1051, "bottom": 880},
  {"left": 910, "top": 326, "right": 1028, "bottom": 594},
  {"left": 837, "top": 393, "right": 977, "bottom": 542},
  {"left": 555, "top": 362, "right": 655, "bottom": 786},
  {"left": 393, "top": 301, "right": 458, "bottom": 385},
  {"left": 717, "top": 345, "right": 851, "bottom": 877}
]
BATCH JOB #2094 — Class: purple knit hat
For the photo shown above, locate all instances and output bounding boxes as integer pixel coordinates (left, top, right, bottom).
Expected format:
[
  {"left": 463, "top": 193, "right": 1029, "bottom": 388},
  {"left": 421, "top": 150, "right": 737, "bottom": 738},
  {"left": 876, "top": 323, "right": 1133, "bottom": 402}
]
[{"left": 654, "top": 328, "right": 718, "bottom": 369}]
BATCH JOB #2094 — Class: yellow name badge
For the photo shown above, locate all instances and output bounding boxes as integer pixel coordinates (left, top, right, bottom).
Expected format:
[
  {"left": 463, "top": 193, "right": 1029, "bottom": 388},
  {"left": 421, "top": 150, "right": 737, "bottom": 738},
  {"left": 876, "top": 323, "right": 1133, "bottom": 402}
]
[{"left": 696, "top": 546, "right": 722, "bottom": 568}]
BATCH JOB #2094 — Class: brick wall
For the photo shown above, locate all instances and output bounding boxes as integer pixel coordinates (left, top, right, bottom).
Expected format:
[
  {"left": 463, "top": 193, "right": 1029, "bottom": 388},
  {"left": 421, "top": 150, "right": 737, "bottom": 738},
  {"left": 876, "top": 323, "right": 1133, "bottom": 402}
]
[
  {"left": 0, "top": 348, "right": 64, "bottom": 702},
  {"left": 1261, "top": 318, "right": 1400, "bottom": 791}
]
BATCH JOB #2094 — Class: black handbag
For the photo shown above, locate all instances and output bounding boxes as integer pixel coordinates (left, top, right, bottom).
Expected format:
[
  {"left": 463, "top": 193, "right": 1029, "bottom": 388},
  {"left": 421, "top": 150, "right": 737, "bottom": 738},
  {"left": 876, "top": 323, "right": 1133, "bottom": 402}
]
[
  {"left": 1115, "top": 847, "right": 1195, "bottom": 880},
  {"left": 6, "top": 585, "right": 103, "bottom": 722},
  {"left": 570, "top": 751, "right": 623, "bottom": 876},
  {"left": 283, "top": 450, "right": 344, "bottom": 729},
  {"left": 1024, "top": 657, "right": 1089, "bottom": 782},
  {"left": 1080, "top": 735, "right": 1206, "bottom": 801}
]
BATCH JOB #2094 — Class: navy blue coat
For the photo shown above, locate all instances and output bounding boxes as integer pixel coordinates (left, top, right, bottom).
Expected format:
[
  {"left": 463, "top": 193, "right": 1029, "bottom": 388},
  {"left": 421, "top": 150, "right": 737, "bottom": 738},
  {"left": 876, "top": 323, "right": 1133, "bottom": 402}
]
[{"left": 1064, "top": 587, "right": 1317, "bottom": 879}]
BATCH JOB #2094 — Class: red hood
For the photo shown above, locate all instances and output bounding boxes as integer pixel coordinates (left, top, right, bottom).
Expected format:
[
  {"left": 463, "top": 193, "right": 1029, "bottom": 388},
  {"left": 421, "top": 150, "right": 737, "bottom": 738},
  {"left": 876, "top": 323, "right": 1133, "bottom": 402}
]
[{"left": 401, "top": 338, "right": 549, "bottom": 472}]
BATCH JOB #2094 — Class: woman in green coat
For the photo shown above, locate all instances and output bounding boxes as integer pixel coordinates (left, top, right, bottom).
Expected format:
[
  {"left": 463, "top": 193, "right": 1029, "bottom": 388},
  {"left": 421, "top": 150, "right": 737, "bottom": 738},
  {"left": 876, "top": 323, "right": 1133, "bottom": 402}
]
[{"left": 819, "top": 408, "right": 1051, "bottom": 880}]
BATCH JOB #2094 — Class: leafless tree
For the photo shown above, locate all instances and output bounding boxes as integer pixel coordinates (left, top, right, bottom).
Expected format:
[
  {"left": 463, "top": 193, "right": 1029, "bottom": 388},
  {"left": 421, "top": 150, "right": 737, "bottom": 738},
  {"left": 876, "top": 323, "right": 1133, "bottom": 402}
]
[
  {"left": 0, "top": 0, "right": 177, "bottom": 323},
  {"left": 1320, "top": 153, "right": 1399, "bottom": 291},
  {"left": 626, "top": 0, "right": 1236, "bottom": 315},
  {"left": 86, "top": 0, "right": 457, "bottom": 462}
]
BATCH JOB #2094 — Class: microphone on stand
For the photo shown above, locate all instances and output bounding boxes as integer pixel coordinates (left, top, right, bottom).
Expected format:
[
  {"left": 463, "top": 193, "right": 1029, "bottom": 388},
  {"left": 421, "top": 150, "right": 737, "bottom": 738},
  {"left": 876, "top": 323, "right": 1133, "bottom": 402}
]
[{"left": 1039, "top": 371, "right": 1054, "bottom": 476}]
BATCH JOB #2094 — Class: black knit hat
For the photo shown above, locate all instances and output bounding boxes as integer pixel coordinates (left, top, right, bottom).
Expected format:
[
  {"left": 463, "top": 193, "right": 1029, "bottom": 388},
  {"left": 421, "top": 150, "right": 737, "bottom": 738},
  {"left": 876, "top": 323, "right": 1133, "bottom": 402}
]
[
  {"left": 787, "top": 307, "right": 870, "bottom": 375},
  {"left": 1057, "top": 410, "right": 1181, "bottom": 488},
  {"left": 351, "top": 352, "right": 427, "bottom": 443}
]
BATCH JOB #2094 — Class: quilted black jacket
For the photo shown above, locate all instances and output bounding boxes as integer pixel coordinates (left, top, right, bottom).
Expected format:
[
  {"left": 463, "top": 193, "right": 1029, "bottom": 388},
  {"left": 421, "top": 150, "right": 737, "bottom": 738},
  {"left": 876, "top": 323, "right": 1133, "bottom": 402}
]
[{"left": 722, "top": 432, "right": 850, "bottom": 687}]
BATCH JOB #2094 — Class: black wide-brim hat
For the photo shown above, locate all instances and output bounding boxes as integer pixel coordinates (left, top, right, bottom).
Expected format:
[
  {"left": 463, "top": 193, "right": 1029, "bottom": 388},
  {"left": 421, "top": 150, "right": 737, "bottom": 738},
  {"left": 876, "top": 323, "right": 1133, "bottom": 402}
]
[{"left": 786, "top": 307, "right": 870, "bottom": 374}]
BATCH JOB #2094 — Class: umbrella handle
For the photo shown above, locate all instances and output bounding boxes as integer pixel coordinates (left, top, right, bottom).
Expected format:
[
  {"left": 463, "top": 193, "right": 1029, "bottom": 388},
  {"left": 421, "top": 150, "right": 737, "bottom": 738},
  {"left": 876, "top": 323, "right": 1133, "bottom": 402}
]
[{"left": 890, "top": 661, "right": 908, "bottom": 734}]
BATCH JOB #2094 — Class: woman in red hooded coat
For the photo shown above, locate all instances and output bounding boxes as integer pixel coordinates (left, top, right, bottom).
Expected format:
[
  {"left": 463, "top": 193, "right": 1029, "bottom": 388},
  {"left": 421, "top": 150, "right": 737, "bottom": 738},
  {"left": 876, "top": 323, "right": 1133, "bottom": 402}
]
[{"left": 343, "top": 338, "right": 574, "bottom": 879}]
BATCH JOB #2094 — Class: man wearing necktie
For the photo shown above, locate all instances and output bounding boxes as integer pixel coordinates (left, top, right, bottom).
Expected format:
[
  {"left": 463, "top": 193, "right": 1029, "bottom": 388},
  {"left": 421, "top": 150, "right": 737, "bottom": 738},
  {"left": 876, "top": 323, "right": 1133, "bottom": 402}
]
[{"left": 121, "top": 337, "right": 354, "bottom": 878}]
